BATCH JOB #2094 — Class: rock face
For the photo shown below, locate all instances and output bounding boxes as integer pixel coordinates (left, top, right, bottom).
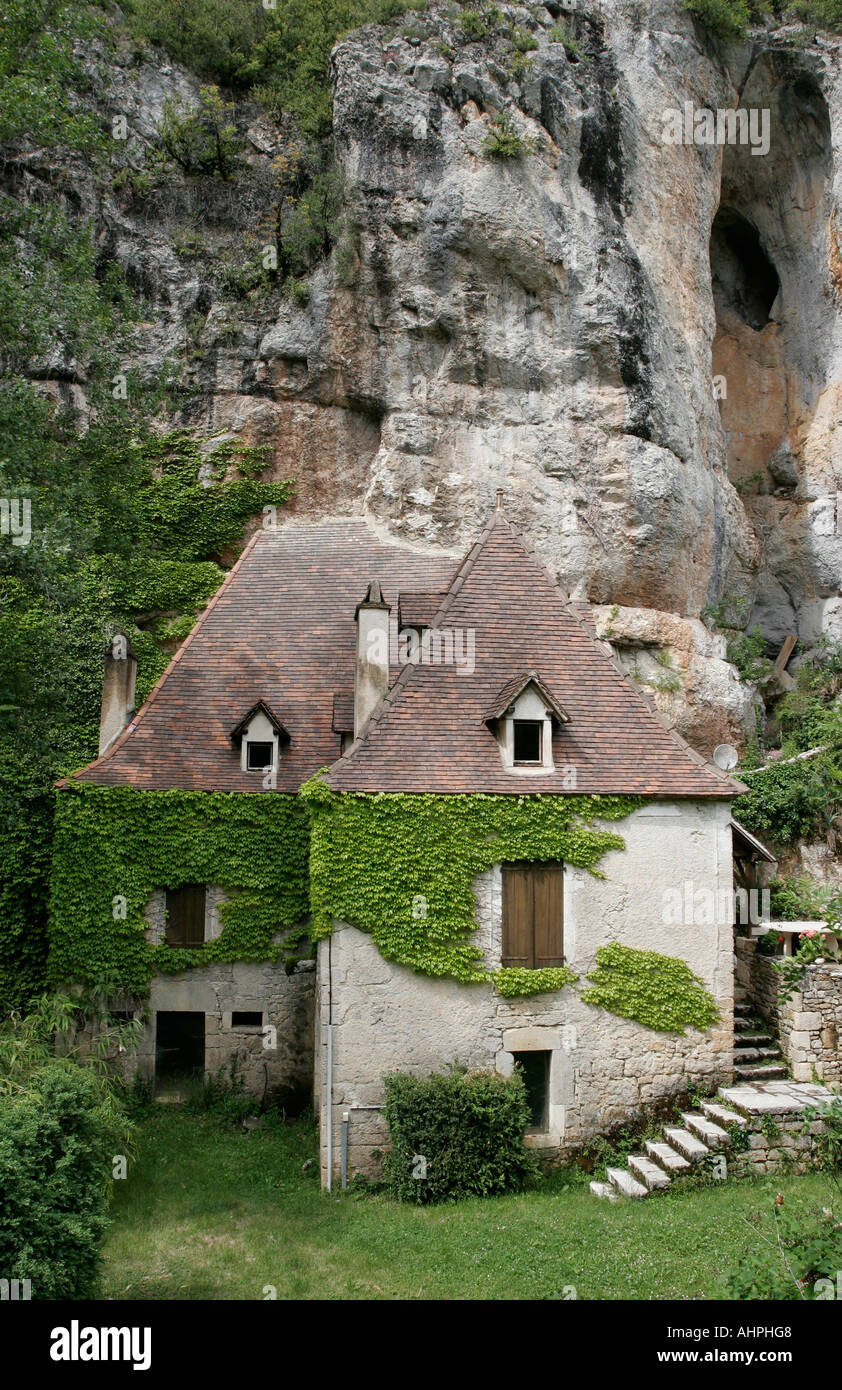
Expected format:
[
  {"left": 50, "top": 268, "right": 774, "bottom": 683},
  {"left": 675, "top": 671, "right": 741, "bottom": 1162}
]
[
  {"left": 591, "top": 603, "right": 758, "bottom": 750},
  {"left": 11, "top": 2, "right": 842, "bottom": 752}
]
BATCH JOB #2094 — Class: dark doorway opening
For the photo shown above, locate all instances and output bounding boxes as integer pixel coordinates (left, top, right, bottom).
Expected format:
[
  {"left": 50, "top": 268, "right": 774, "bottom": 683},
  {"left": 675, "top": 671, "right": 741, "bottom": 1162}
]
[
  {"left": 513, "top": 1050, "right": 551, "bottom": 1131},
  {"left": 155, "top": 1011, "right": 205, "bottom": 1092}
]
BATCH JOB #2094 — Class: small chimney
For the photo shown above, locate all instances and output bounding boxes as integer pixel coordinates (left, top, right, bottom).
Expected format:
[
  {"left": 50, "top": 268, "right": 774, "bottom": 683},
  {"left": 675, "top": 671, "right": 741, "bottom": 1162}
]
[
  {"left": 354, "top": 581, "right": 390, "bottom": 738},
  {"left": 99, "top": 631, "right": 137, "bottom": 754}
]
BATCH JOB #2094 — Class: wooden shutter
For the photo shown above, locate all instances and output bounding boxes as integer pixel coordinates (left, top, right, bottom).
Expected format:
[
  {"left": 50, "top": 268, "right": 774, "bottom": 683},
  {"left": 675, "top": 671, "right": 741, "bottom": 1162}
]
[
  {"left": 532, "top": 864, "right": 564, "bottom": 967},
  {"left": 502, "top": 866, "right": 534, "bottom": 967},
  {"left": 166, "top": 885, "right": 206, "bottom": 947},
  {"left": 502, "top": 863, "right": 564, "bottom": 968}
]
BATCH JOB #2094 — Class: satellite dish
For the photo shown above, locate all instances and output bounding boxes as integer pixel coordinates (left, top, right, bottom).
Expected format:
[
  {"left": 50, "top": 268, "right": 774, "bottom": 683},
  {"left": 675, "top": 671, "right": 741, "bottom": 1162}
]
[{"left": 713, "top": 743, "right": 739, "bottom": 771}]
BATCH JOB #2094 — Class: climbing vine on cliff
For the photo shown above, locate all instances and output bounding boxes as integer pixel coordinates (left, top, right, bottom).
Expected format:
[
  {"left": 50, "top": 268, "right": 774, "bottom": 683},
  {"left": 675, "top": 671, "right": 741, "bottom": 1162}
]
[
  {"left": 301, "top": 779, "right": 644, "bottom": 991},
  {"left": 49, "top": 784, "right": 311, "bottom": 998}
]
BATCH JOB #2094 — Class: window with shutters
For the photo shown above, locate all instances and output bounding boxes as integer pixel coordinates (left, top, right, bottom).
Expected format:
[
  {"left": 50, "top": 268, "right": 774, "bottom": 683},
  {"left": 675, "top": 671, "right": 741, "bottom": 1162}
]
[
  {"left": 165, "top": 884, "right": 207, "bottom": 948},
  {"left": 501, "top": 862, "right": 564, "bottom": 968}
]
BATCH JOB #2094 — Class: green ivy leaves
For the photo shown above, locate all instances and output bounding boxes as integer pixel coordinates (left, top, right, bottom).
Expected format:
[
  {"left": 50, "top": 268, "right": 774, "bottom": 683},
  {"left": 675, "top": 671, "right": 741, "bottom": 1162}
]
[
  {"left": 306, "top": 783, "right": 644, "bottom": 992},
  {"left": 48, "top": 785, "right": 311, "bottom": 997},
  {"left": 581, "top": 942, "right": 719, "bottom": 1034},
  {"left": 493, "top": 966, "right": 579, "bottom": 998}
]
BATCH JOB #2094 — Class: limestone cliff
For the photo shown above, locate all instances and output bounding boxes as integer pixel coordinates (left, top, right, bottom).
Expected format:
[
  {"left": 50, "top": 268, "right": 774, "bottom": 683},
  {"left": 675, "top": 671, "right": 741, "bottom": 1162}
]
[{"left": 13, "top": 1, "right": 842, "bottom": 754}]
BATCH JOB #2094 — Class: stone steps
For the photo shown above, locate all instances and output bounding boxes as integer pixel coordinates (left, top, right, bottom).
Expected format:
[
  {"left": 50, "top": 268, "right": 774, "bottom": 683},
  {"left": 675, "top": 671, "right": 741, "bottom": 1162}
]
[
  {"left": 604, "top": 1166, "right": 648, "bottom": 1199},
  {"left": 591, "top": 1092, "right": 759, "bottom": 1202},
  {"left": 682, "top": 1112, "right": 730, "bottom": 1147},
  {"left": 700, "top": 1100, "right": 748, "bottom": 1128},
  {"left": 628, "top": 1153, "right": 672, "bottom": 1191},
  {"left": 643, "top": 1139, "right": 691, "bottom": 1173},
  {"left": 589, "top": 1080, "right": 833, "bottom": 1203},
  {"left": 733, "top": 1062, "right": 789, "bottom": 1080},
  {"left": 732, "top": 1046, "right": 782, "bottom": 1062}
]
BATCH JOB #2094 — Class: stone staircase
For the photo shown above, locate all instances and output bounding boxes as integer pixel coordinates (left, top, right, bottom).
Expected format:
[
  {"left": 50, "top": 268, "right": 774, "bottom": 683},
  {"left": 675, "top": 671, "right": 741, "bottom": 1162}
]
[
  {"left": 732, "top": 998, "right": 787, "bottom": 1082},
  {"left": 589, "top": 1078, "right": 835, "bottom": 1201},
  {"left": 590, "top": 1096, "right": 747, "bottom": 1200}
]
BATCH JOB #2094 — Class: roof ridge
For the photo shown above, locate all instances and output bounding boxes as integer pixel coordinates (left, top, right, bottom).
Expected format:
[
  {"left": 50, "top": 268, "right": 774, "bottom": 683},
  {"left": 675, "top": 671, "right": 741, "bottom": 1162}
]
[
  {"left": 332, "top": 509, "right": 743, "bottom": 796},
  {"left": 329, "top": 513, "right": 511, "bottom": 766},
  {"left": 57, "top": 528, "right": 264, "bottom": 787}
]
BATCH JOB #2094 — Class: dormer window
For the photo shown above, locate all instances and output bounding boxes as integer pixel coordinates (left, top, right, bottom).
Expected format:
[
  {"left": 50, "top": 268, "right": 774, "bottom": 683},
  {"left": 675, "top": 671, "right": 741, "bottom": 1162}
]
[
  {"left": 485, "top": 673, "right": 569, "bottom": 777},
  {"left": 230, "top": 701, "right": 289, "bottom": 775},
  {"left": 513, "top": 720, "right": 542, "bottom": 765}
]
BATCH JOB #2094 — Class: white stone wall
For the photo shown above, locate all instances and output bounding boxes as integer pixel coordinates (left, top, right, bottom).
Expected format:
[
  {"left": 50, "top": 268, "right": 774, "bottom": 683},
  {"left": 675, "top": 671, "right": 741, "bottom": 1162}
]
[{"left": 316, "top": 799, "right": 735, "bottom": 1185}]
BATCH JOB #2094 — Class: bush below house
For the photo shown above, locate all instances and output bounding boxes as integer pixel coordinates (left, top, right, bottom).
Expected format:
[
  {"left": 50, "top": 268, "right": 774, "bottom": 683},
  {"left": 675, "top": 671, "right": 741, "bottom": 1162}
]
[
  {"left": 383, "top": 1065, "right": 535, "bottom": 1203},
  {"left": 0, "top": 995, "right": 134, "bottom": 1299},
  {"left": 0, "top": 1069, "right": 123, "bottom": 1298}
]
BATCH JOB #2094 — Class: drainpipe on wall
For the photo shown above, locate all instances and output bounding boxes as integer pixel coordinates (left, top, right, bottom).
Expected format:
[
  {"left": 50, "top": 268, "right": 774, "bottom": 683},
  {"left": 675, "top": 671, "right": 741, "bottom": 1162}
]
[
  {"left": 341, "top": 1111, "right": 349, "bottom": 1190},
  {"left": 326, "top": 935, "right": 333, "bottom": 1193}
]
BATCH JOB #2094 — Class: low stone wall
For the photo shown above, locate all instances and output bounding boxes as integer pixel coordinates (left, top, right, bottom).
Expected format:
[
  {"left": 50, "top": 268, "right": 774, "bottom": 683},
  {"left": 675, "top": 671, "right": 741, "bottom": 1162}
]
[
  {"left": 737, "top": 935, "right": 842, "bottom": 1085},
  {"left": 719, "top": 1081, "right": 836, "bottom": 1177}
]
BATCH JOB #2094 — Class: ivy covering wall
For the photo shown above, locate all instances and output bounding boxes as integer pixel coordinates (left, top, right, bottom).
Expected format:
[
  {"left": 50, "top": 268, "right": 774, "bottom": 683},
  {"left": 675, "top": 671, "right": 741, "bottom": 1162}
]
[
  {"left": 49, "top": 780, "right": 721, "bottom": 1030},
  {"left": 302, "top": 779, "right": 646, "bottom": 989},
  {"left": 48, "top": 784, "right": 311, "bottom": 998}
]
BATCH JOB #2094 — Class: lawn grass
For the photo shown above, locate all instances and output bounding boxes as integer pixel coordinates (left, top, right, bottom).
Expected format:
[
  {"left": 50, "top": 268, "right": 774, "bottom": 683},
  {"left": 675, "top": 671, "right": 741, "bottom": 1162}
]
[{"left": 102, "top": 1109, "right": 833, "bottom": 1301}]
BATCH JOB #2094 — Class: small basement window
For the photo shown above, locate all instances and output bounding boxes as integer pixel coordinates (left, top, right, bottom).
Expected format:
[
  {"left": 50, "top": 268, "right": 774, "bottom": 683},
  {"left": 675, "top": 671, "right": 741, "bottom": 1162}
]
[
  {"left": 513, "top": 720, "right": 542, "bottom": 764},
  {"left": 231, "top": 1011, "right": 263, "bottom": 1027},
  {"left": 246, "top": 741, "right": 274, "bottom": 771},
  {"left": 512, "top": 1051, "right": 551, "bottom": 1131}
]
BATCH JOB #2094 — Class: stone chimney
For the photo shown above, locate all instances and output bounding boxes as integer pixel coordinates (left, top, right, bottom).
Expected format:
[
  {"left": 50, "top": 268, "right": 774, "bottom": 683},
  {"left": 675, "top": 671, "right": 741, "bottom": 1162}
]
[
  {"left": 99, "top": 631, "right": 137, "bottom": 754},
  {"left": 354, "top": 581, "right": 390, "bottom": 738}
]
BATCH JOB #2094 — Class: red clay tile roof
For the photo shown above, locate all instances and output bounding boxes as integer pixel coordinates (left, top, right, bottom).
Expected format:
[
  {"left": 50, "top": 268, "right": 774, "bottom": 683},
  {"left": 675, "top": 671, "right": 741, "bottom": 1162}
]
[
  {"left": 398, "top": 591, "right": 447, "bottom": 628},
  {"left": 332, "top": 692, "right": 355, "bottom": 734},
  {"left": 69, "top": 512, "right": 742, "bottom": 799},
  {"left": 326, "top": 513, "right": 743, "bottom": 797},
  {"left": 69, "top": 520, "right": 458, "bottom": 792}
]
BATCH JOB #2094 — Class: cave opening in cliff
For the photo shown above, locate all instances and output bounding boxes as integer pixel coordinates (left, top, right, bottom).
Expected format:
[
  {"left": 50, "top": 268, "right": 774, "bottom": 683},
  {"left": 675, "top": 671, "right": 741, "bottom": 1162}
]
[
  {"left": 710, "top": 209, "right": 779, "bottom": 333},
  {"left": 709, "top": 61, "right": 833, "bottom": 499}
]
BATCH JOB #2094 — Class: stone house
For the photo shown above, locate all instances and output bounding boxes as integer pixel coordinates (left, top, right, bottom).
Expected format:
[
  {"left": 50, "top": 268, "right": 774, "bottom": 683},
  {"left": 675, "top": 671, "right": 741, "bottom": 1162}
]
[{"left": 51, "top": 506, "right": 745, "bottom": 1185}]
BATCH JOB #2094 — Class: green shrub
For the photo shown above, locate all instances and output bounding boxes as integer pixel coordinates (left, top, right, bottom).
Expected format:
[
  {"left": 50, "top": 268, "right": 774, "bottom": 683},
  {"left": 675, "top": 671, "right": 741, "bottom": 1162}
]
[
  {"left": 756, "top": 927, "right": 783, "bottom": 955},
  {"left": 511, "top": 26, "right": 539, "bottom": 52},
  {"left": 0, "top": 1067, "right": 127, "bottom": 1298},
  {"left": 0, "top": 996, "right": 133, "bottom": 1300},
  {"left": 724, "top": 1194, "right": 842, "bottom": 1299},
  {"left": 154, "top": 86, "right": 241, "bottom": 179},
  {"left": 684, "top": 0, "right": 751, "bottom": 40},
  {"left": 123, "top": 0, "right": 271, "bottom": 88},
  {"left": 736, "top": 753, "right": 842, "bottom": 845},
  {"left": 788, "top": 0, "right": 842, "bottom": 29},
  {"left": 549, "top": 19, "right": 582, "bottom": 58},
  {"left": 725, "top": 626, "right": 772, "bottom": 683},
  {"left": 461, "top": 9, "right": 489, "bottom": 38},
  {"left": 803, "top": 1099, "right": 842, "bottom": 1191},
  {"left": 184, "top": 1067, "right": 256, "bottom": 1124},
  {"left": 482, "top": 112, "right": 531, "bottom": 159},
  {"left": 383, "top": 1065, "right": 535, "bottom": 1203},
  {"left": 768, "top": 875, "right": 830, "bottom": 921},
  {"left": 777, "top": 637, "right": 842, "bottom": 752}
]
